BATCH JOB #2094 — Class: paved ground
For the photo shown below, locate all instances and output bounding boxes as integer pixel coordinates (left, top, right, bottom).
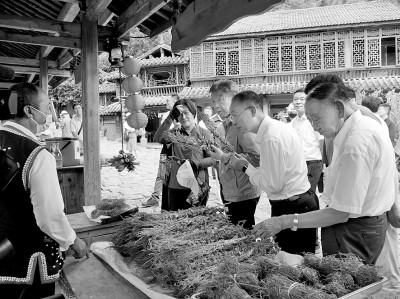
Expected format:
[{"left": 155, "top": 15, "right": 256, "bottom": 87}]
[{"left": 99, "top": 137, "right": 271, "bottom": 223}]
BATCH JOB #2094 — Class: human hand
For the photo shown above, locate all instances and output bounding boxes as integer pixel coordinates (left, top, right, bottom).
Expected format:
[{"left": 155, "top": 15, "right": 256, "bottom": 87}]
[
  {"left": 210, "top": 145, "right": 224, "bottom": 160},
  {"left": 252, "top": 217, "right": 284, "bottom": 239},
  {"left": 170, "top": 106, "right": 181, "bottom": 121},
  {"left": 70, "top": 237, "right": 88, "bottom": 259}
]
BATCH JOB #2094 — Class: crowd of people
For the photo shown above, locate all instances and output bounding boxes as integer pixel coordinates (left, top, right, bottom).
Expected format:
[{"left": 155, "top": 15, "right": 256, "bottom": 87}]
[
  {"left": 141, "top": 74, "right": 400, "bottom": 293},
  {"left": 1, "top": 72, "right": 400, "bottom": 297}
]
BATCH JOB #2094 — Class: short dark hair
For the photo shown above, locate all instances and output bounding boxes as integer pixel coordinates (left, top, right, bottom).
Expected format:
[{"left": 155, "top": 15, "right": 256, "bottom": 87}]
[
  {"left": 9, "top": 83, "right": 40, "bottom": 118},
  {"left": 380, "top": 103, "right": 391, "bottom": 114},
  {"left": 293, "top": 88, "right": 305, "bottom": 94},
  {"left": 209, "top": 80, "right": 239, "bottom": 95},
  {"left": 170, "top": 93, "right": 180, "bottom": 101},
  {"left": 305, "top": 74, "right": 345, "bottom": 94},
  {"left": 232, "top": 90, "right": 263, "bottom": 111},
  {"left": 173, "top": 99, "right": 197, "bottom": 117},
  {"left": 361, "top": 96, "right": 382, "bottom": 113},
  {"left": 306, "top": 82, "right": 350, "bottom": 105}
]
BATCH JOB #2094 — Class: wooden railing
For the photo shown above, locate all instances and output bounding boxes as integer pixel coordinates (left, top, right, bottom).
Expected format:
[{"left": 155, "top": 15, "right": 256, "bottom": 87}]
[{"left": 141, "top": 85, "right": 186, "bottom": 97}]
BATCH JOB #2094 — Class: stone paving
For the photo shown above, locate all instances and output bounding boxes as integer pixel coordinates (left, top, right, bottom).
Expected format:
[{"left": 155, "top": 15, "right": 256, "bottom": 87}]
[{"left": 99, "top": 137, "right": 271, "bottom": 223}]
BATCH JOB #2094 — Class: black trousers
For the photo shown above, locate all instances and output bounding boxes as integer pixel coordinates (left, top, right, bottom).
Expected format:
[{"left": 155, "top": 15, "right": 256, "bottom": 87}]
[
  {"left": 270, "top": 189, "right": 319, "bottom": 255},
  {"left": 225, "top": 197, "right": 260, "bottom": 230},
  {"left": 163, "top": 187, "right": 209, "bottom": 211},
  {"left": 321, "top": 213, "right": 387, "bottom": 265},
  {"left": 0, "top": 265, "right": 55, "bottom": 299},
  {"left": 306, "top": 160, "right": 323, "bottom": 193}
]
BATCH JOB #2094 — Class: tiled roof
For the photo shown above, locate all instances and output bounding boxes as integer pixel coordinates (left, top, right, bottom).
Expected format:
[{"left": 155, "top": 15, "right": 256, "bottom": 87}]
[
  {"left": 180, "top": 76, "right": 400, "bottom": 98},
  {"left": 99, "top": 82, "right": 116, "bottom": 94},
  {"left": 211, "top": 1, "right": 400, "bottom": 37},
  {"left": 141, "top": 56, "right": 188, "bottom": 67},
  {"left": 99, "top": 96, "right": 169, "bottom": 115}
]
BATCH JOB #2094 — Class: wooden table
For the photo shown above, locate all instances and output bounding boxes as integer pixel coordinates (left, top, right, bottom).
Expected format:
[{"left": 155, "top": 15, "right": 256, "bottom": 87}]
[
  {"left": 57, "top": 165, "right": 84, "bottom": 214},
  {"left": 67, "top": 212, "right": 120, "bottom": 248}
]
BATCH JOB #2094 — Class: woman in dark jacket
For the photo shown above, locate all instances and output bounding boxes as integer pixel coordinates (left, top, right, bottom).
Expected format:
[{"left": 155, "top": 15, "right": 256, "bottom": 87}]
[{"left": 154, "top": 99, "right": 215, "bottom": 211}]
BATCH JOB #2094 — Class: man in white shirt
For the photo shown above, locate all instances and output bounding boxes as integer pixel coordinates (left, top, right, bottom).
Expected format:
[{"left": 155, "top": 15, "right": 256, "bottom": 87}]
[
  {"left": 60, "top": 110, "right": 73, "bottom": 138},
  {"left": 250, "top": 82, "right": 395, "bottom": 265},
  {"left": 71, "top": 103, "right": 83, "bottom": 154},
  {"left": 213, "top": 90, "right": 319, "bottom": 254},
  {"left": 142, "top": 93, "right": 179, "bottom": 207},
  {"left": 361, "top": 96, "right": 389, "bottom": 135},
  {"left": 291, "top": 88, "right": 324, "bottom": 192},
  {"left": 0, "top": 83, "right": 87, "bottom": 298}
]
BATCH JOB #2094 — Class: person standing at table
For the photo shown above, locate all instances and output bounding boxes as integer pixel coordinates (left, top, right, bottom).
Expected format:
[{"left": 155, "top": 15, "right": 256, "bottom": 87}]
[
  {"left": 209, "top": 80, "right": 261, "bottom": 229},
  {"left": 290, "top": 88, "right": 324, "bottom": 192},
  {"left": 142, "top": 93, "right": 180, "bottom": 208},
  {"left": 212, "top": 90, "right": 319, "bottom": 254},
  {"left": 60, "top": 110, "right": 73, "bottom": 138},
  {"left": 0, "top": 83, "right": 87, "bottom": 298},
  {"left": 71, "top": 103, "right": 83, "bottom": 154},
  {"left": 247, "top": 83, "right": 395, "bottom": 265}
]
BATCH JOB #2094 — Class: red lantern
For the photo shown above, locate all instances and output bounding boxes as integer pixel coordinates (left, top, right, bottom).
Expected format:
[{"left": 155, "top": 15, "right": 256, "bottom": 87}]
[
  {"left": 123, "top": 56, "right": 141, "bottom": 75},
  {"left": 122, "top": 76, "right": 143, "bottom": 94},
  {"left": 127, "top": 112, "right": 148, "bottom": 129},
  {"left": 125, "top": 94, "right": 145, "bottom": 111}
]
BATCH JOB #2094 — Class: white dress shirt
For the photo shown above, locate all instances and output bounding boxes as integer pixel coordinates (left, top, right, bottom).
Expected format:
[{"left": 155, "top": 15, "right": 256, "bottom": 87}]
[
  {"left": 246, "top": 116, "right": 310, "bottom": 200},
  {"left": 4, "top": 121, "right": 76, "bottom": 250},
  {"left": 375, "top": 113, "right": 390, "bottom": 136},
  {"left": 291, "top": 114, "right": 323, "bottom": 161},
  {"left": 323, "top": 110, "right": 395, "bottom": 217}
]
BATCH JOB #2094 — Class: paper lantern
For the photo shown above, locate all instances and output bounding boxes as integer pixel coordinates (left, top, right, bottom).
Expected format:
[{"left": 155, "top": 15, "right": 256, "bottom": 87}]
[
  {"left": 125, "top": 94, "right": 145, "bottom": 111},
  {"left": 122, "top": 76, "right": 143, "bottom": 94},
  {"left": 127, "top": 112, "right": 148, "bottom": 129},
  {"left": 123, "top": 56, "right": 141, "bottom": 75}
]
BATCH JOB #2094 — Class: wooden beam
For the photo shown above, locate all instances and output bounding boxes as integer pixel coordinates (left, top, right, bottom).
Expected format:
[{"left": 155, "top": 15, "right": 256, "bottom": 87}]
[
  {"left": 0, "top": 13, "right": 81, "bottom": 36},
  {"left": 58, "top": 52, "right": 74, "bottom": 69},
  {"left": 0, "top": 56, "right": 58, "bottom": 68},
  {"left": 54, "top": 0, "right": 81, "bottom": 3},
  {"left": 155, "top": 10, "right": 169, "bottom": 20},
  {"left": 39, "top": 57, "right": 49, "bottom": 94},
  {"left": 116, "top": 0, "right": 171, "bottom": 38},
  {"left": 0, "top": 30, "right": 81, "bottom": 49},
  {"left": 39, "top": 2, "right": 81, "bottom": 58},
  {"left": 27, "top": 74, "right": 35, "bottom": 83},
  {"left": 81, "top": 15, "right": 101, "bottom": 205},
  {"left": 0, "top": 30, "right": 108, "bottom": 52},
  {"left": 86, "top": 0, "right": 113, "bottom": 22},
  {"left": 0, "top": 82, "right": 14, "bottom": 89},
  {"left": 98, "top": 9, "right": 115, "bottom": 26},
  {"left": 51, "top": 76, "right": 70, "bottom": 89},
  {"left": 12, "top": 65, "right": 70, "bottom": 77},
  {"left": 170, "top": 0, "right": 283, "bottom": 52},
  {"left": 149, "top": 19, "right": 172, "bottom": 38}
]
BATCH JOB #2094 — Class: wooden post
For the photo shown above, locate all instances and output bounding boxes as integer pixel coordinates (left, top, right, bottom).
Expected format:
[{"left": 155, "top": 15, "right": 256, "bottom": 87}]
[
  {"left": 39, "top": 57, "right": 48, "bottom": 94},
  {"left": 81, "top": 15, "right": 101, "bottom": 205}
]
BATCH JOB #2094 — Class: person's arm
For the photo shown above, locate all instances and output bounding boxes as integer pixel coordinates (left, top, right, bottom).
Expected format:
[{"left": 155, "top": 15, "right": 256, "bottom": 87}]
[
  {"left": 252, "top": 208, "right": 349, "bottom": 239},
  {"left": 236, "top": 132, "right": 260, "bottom": 167},
  {"left": 154, "top": 115, "right": 174, "bottom": 143},
  {"left": 246, "top": 139, "right": 286, "bottom": 195},
  {"left": 70, "top": 119, "right": 78, "bottom": 139},
  {"left": 29, "top": 149, "right": 86, "bottom": 256},
  {"left": 388, "top": 122, "right": 397, "bottom": 143}
]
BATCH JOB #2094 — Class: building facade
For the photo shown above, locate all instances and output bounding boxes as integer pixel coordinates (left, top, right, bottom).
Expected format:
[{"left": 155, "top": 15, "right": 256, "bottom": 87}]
[{"left": 180, "top": 1, "right": 400, "bottom": 116}]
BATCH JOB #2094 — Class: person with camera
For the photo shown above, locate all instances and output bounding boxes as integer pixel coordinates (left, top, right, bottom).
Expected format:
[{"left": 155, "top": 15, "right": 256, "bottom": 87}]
[{"left": 0, "top": 83, "right": 88, "bottom": 298}]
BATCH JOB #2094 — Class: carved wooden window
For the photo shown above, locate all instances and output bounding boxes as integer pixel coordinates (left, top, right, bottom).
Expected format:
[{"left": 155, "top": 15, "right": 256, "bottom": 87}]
[
  {"left": 240, "top": 48, "right": 253, "bottom": 75},
  {"left": 267, "top": 46, "right": 279, "bottom": 73},
  {"left": 190, "top": 52, "right": 202, "bottom": 78},
  {"left": 215, "top": 52, "right": 227, "bottom": 76},
  {"left": 323, "top": 42, "right": 336, "bottom": 69},
  {"left": 397, "top": 37, "right": 400, "bottom": 65},
  {"left": 203, "top": 52, "right": 214, "bottom": 77},
  {"left": 146, "top": 67, "right": 176, "bottom": 87},
  {"left": 295, "top": 45, "right": 307, "bottom": 71},
  {"left": 352, "top": 39, "right": 365, "bottom": 67},
  {"left": 338, "top": 41, "right": 346, "bottom": 68},
  {"left": 177, "top": 65, "right": 187, "bottom": 85},
  {"left": 281, "top": 45, "right": 293, "bottom": 72},
  {"left": 228, "top": 51, "right": 240, "bottom": 75},
  {"left": 367, "top": 39, "right": 380, "bottom": 67},
  {"left": 309, "top": 44, "right": 321, "bottom": 70}
]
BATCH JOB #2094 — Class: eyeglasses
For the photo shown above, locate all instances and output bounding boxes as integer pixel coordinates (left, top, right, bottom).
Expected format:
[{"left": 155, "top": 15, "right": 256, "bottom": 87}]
[{"left": 230, "top": 106, "right": 253, "bottom": 121}]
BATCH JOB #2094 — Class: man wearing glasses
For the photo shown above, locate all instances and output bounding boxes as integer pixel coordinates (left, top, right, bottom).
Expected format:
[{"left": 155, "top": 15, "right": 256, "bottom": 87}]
[
  {"left": 212, "top": 90, "right": 319, "bottom": 254},
  {"left": 209, "top": 80, "right": 261, "bottom": 229}
]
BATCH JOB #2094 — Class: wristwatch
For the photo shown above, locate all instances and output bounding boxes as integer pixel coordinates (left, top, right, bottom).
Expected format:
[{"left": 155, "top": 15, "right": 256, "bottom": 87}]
[
  {"left": 242, "top": 165, "right": 248, "bottom": 173},
  {"left": 291, "top": 213, "right": 299, "bottom": 231}
]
